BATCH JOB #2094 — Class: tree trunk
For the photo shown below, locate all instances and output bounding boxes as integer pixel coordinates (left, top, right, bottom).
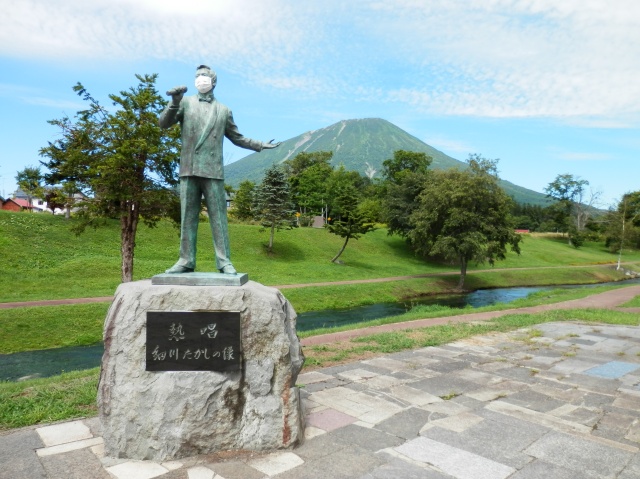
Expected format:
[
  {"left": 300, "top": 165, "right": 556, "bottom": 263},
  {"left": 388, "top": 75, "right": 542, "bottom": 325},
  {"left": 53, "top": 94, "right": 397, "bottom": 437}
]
[
  {"left": 456, "top": 256, "right": 468, "bottom": 290},
  {"left": 120, "top": 201, "right": 140, "bottom": 283},
  {"left": 268, "top": 223, "right": 275, "bottom": 253},
  {"left": 331, "top": 237, "right": 350, "bottom": 263}
]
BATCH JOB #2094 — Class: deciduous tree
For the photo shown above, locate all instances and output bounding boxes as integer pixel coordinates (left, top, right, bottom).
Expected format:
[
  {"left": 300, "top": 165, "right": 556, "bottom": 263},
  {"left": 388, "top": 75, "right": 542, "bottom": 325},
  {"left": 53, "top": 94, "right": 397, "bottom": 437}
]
[
  {"left": 39, "top": 74, "right": 180, "bottom": 282},
  {"left": 326, "top": 183, "right": 375, "bottom": 263},
  {"left": 408, "top": 155, "right": 521, "bottom": 290}
]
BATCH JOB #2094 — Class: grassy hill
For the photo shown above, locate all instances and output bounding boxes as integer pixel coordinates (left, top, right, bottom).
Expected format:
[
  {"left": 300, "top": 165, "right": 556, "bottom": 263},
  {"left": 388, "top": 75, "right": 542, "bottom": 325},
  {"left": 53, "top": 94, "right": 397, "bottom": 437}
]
[
  {"left": 1, "top": 210, "right": 638, "bottom": 303},
  {"left": 224, "top": 118, "right": 552, "bottom": 206}
]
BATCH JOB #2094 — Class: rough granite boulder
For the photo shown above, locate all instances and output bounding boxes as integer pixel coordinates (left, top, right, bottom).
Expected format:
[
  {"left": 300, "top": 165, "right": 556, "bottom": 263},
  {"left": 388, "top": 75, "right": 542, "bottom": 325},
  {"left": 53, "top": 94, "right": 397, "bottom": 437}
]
[{"left": 98, "top": 280, "right": 305, "bottom": 461}]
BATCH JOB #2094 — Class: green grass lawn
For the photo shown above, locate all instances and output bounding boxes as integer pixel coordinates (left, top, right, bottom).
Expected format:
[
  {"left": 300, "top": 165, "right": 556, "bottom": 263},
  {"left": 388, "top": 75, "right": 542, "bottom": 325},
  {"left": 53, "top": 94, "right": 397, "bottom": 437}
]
[{"left": 2, "top": 211, "right": 639, "bottom": 302}]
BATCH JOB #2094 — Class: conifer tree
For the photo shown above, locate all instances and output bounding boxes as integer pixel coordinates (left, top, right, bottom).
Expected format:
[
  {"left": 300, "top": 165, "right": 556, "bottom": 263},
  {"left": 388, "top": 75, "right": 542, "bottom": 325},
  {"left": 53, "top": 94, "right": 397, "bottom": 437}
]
[{"left": 253, "top": 165, "right": 294, "bottom": 252}]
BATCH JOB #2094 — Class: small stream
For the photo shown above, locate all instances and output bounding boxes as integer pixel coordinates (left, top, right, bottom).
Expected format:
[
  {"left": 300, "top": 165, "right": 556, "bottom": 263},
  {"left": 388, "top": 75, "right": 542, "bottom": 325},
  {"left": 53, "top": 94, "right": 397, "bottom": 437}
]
[{"left": 2, "top": 279, "right": 639, "bottom": 382}]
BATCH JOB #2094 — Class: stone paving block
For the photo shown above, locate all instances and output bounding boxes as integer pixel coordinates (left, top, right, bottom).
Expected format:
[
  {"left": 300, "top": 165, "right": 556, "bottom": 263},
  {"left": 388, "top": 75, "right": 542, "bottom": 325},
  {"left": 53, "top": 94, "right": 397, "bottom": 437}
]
[
  {"left": 375, "top": 407, "right": 434, "bottom": 440},
  {"left": 617, "top": 454, "right": 640, "bottom": 479},
  {"left": 277, "top": 444, "right": 385, "bottom": 479},
  {"left": 416, "top": 346, "right": 465, "bottom": 358},
  {"left": 559, "top": 406, "right": 602, "bottom": 427},
  {"left": 247, "top": 451, "right": 304, "bottom": 476},
  {"left": 305, "top": 408, "right": 358, "bottom": 432},
  {"left": 338, "top": 368, "right": 381, "bottom": 382},
  {"left": 362, "top": 357, "right": 412, "bottom": 371},
  {"left": 524, "top": 431, "right": 634, "bottom": 478},
  {"left": 421, "top": 411, "right": 485, "bottom": 433},
  {"left": 359, "top": 454, "right": 453, "bottom": 479},
  {"left": 292, "top": 429, "right": 350, "bottom": 461},
  {"left": 362, "top": 374, "right": 405, "bottom": 390},
  {"left": 36, "top": 437, "right": 104, "bottom": 457},
  {"left": 301, "top": 377, "right": 348, "bottom": 393},
  {"left": 579, "top": 391, "right": 617, "bottom": 408},
  {"left": 563, "top": 373, "right": 621, "bottom": 395},
  {"left": 475, "top": 360, "right": 513, "bottom": 372},
  {"left": 485, "top": 400, "right": 593, "bottom": 436},
  {"left": 424, "top": 360, "right": 473, "bottom": 374},
  {"left": 304, "top": 426, "right": 326, "bottom": 440},
  {"left": 389, "top": 384, "right": 443, "bottom": 406},
  {"left": 508, "top": 459, "right": 584, "bottom": 479},
  {"left": 205, "top": 460, "right": 265, "bottom": 479},
  {"left": 450, "top": 368, "right": 504, "bottom": 386},
  {"left": 465, "top": 388, "right": 511, "bottom": 402},
  {"left": 36, "top": 420, "right": 93, "bottom": 447},
  {"left": 421, "top": 419, "right": 547, "bottom": 469},
  {"left": 408, "top": 375, "right": 480, "bottom": 398},
  {"left": 493, "top": 365, "right": 541, "bottom": 382},
  {"left": 358, "top": 403, "right": 406, "bottom": 424},
  {"left": 395, "top": 436, "right": 515, "bottom": 479},
  {"left": 500, "top": 389, "right": 567, "bottom": 413},
  {"left": 329, "top": 424, "right": 405, "bottom": 451},
  {"left": 106, "top": 460, "right": 170, "bottom": 479},
  {"left": 450, "top": 395, "right": 487, "bottom": 411},
  {"left": 0, "top": 429, "right": 47, "bottom": 479},
  {"left": 297, "top": 371, "right": 334, "bottom": 384},
  {"left": 549, "top": 358, "right": 601, "bottom": 374},
  {"left": 421, "top": 400, "right": 471, "bottom": 416},
  {"left": 421, "top": 414, "right": 545, "bottom": 469},
  {"left": 40, "top": 448, "right": 112, "bottom": 479},
  {"left": 625, "top": 418, "right": 640, "bottom": 442},
  {"left": 585, "top": 361, "right": 640, "bottom": 379},
  {"left": 613, "top": 393, "right": 640, "bottom": 411},
  {"left": 187, "top": 466, "right": 216, "bottom": 479}
]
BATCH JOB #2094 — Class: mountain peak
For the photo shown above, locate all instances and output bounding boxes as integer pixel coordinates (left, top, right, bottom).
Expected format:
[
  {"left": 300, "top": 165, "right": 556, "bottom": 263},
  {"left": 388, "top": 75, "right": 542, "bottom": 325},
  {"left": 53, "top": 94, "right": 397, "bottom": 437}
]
[{"left": 224, "top": 118, "right": 549, "bottom": 205}]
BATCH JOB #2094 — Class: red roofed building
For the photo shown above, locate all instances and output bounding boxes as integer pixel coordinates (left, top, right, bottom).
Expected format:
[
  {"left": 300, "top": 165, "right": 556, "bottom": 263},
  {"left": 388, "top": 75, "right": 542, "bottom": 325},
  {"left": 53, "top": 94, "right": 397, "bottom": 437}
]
[{"left": 1, "top": 198, "right": 34, "bottom": 212}]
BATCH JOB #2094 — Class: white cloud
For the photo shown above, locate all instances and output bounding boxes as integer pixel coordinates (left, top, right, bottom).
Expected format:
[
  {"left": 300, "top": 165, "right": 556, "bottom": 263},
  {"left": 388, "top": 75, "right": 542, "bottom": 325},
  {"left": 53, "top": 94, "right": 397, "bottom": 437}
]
[{"left": 2, "top": 0, "right": 640, "bottom": 121}]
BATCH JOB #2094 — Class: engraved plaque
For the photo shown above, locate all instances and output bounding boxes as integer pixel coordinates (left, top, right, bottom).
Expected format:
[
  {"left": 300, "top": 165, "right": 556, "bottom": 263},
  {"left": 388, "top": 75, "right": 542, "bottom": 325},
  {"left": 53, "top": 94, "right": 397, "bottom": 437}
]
[{"left": 146, "top": 311, "right": 241, "bottom": 372}]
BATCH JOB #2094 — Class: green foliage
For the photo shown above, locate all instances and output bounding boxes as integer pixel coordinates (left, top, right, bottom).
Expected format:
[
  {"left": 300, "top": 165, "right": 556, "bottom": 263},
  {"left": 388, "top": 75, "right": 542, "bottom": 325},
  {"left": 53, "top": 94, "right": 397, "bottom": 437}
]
[
  {"left": 15, "top": 166, "right": 44, "bottom": 209},
  {"left": 382, "top": 150, "right": 431, "bottom": 183},
  {"left": 231, "top": 180, "right": 256, "bottom": 221},
  {"left": 544, "top": 173, "right": 594, "bottom": 246},
  {"left": 408, "top": 155, "right": 521, "bottom": 289},
  {"left": 326, "top": 183, "right": 376, "bottom": 263},
  {"left": 285, "top": 151, "right": 334, "bottom": 215},
  {"left": 39, "top": 73, "right": 180, "bottom": 282},
  {"left": 254, "top": 164, "right": 295, "bottom": 252},
  {"left": 604, "top": 191, "right": 640, "bottom": 256},
  {"left": 382, "top": 150, "right": 433, "bottom": 239}
]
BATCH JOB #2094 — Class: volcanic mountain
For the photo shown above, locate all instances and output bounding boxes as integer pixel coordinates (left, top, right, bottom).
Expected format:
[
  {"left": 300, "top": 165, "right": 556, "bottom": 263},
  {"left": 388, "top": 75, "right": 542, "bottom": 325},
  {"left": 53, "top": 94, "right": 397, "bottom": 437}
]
[{"left": 224, "top": 118, "right": 549, "bottom": 205}]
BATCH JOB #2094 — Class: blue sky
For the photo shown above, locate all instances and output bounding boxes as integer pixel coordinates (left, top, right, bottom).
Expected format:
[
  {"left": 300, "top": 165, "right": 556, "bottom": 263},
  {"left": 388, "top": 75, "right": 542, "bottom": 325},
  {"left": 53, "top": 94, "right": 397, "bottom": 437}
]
[{"left": 1, "top": 0, "right": 638, "bottom": 207}]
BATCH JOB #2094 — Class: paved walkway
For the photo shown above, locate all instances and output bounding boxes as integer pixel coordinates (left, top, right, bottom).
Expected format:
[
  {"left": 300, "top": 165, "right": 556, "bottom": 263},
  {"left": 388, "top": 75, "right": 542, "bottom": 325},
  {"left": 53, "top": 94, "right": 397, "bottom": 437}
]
[
  {"left": 3, "top": 321, "right": 640, "bottom": 478},
  {"left": 1, "top": 285, "right": 640, "bottom": 478}
]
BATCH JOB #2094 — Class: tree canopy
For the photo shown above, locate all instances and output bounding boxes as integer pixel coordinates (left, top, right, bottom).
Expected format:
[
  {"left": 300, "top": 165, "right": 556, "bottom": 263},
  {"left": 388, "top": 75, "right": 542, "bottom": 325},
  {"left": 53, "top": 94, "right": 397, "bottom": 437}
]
[
  {"left": 253, "top": 164, "right": 295, "bottom": 253},
  {"left": 408, "top": 155, "right": 521, "bottom": 289},
  {"left": 39, "top": 73, "right": 180, "bottom": 282}
]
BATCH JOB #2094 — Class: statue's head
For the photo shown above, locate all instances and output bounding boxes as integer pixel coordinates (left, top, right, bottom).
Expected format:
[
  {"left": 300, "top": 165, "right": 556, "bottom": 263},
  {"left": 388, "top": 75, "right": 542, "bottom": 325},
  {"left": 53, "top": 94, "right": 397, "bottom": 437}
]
[{"left": 195, "top": 64, "right": 217, "bottom": 93}]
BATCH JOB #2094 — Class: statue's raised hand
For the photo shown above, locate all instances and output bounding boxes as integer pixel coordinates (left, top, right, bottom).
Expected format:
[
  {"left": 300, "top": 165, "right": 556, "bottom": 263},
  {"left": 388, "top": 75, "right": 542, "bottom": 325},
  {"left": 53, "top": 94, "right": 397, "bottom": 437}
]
[
  {"left": 262, "top": 139, "right": 282, "bottom": 150},
  {"left": 166, "top": 86, "right": 187, "bottom": 106}
]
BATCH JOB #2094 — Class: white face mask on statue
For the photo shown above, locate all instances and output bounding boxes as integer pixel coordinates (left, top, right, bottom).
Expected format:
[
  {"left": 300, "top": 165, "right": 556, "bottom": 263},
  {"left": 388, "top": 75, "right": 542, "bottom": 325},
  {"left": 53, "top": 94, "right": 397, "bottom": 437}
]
[{"left": 195, "top": 76, "right": 213, "bottom": 93}]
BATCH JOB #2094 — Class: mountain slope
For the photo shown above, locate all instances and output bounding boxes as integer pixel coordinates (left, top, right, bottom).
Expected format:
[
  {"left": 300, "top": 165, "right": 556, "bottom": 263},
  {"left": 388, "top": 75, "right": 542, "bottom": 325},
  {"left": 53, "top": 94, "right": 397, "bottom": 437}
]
[{"left": 224, "top": 118, "right": 550, "bottom": 206}]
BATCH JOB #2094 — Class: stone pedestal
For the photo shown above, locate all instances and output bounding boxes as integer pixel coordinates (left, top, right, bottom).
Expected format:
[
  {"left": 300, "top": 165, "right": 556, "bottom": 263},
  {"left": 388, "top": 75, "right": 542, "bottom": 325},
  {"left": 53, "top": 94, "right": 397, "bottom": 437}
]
[{"left": 97, "top": 279, "right": 305, "bottom": 461}]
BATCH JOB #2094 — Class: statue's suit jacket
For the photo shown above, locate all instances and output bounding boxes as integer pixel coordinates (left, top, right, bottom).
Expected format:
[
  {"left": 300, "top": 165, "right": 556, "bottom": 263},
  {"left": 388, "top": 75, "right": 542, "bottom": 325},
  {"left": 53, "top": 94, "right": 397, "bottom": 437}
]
[{"left": 159, "top": 94, "right": 264, "bottom": 179}]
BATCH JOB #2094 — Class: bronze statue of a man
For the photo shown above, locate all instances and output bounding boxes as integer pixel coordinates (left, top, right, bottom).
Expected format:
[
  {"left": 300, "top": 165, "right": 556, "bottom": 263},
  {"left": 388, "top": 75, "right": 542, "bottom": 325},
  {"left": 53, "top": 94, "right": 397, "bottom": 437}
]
[{"left": 159, "top": 65, "right": 279, "bottom": 274}]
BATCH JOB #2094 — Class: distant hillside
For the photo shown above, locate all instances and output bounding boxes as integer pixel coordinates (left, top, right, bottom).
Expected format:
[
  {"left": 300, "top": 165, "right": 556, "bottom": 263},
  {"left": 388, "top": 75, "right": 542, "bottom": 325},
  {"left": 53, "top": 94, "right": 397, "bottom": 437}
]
[{"left": 224, "top": 118, "right": 551, "bottom": 206}]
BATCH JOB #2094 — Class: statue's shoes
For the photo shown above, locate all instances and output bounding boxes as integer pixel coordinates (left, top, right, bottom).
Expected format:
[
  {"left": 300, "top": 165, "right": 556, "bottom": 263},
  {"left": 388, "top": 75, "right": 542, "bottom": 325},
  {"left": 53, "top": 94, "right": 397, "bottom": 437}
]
[
  {"left": 220, "top": 264, "right": 237, "bottom": 274},
  {"left": 165, "top": 264, "right": 194, "bottom": 274}
]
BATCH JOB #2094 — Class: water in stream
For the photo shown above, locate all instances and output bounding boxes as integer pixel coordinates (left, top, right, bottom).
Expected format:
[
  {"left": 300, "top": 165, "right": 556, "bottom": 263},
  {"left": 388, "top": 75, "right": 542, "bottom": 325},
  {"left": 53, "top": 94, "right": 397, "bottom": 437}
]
[{"left": 2, "top": 279, "right": 638, "bottom": 381}]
